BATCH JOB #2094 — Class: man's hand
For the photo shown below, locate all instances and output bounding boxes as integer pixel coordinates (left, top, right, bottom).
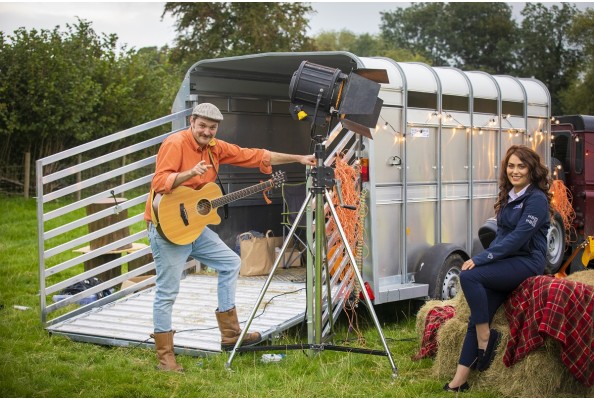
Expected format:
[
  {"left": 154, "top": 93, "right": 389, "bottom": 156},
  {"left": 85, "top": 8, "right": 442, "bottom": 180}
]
[
  {"left": 172, "top": 160, "right": 212, "bottom": 189},
  {"left": 300, "top": 154, "right": 316, "bottom": 166},
  {"left": 191, "top": 160, "right": 212, "bottom": 177},
  {"left": 270, "top": 152, "right": 316, "bottom": 166}
]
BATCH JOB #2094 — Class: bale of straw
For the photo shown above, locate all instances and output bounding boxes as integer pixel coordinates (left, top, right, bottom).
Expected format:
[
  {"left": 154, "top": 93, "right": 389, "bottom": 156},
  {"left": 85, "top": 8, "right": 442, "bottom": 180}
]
[
  {"left": 430, "top": 299, "right": 508, "bottom": 379},
  {"left": 565, "top": 269, "right": 594, "bottom": 288},
  {"left": 481, "top": 337, "right": 591, "bottom": 397},
  {"left": 414, "top": 284, "right": 468, "bottom": 348},
  {"left": 446, "top": 285, "right": 471, "bottom": 322},
  {"left": 416, "top": 276, "right": 593, "bottom": 397},
  {"left": 415, "top": 300, "right": 448, "bottom": 337},
  {"left": 431, "top": 317, "right": 467, "bottom": 378}
]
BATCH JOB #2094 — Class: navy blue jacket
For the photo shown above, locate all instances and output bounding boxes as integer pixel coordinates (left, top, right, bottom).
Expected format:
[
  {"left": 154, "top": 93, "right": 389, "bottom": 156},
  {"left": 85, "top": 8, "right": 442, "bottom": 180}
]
[{"left": 473, "top": 185, "right": 550, "bottom": 267}]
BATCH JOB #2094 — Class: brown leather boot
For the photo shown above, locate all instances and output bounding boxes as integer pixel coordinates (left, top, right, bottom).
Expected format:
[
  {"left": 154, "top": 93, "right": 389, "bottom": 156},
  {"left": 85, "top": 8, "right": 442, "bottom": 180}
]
[
  {"left": 151, "top": 330, "right": 184, "bottom": 372},
  {"left": 215, "top": 307, "right": 262, "bottom": 351}
]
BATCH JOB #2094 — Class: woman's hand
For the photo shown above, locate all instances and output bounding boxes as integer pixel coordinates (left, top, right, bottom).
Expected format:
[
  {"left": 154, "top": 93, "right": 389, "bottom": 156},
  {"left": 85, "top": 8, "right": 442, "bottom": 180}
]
[{"left": 462, "top": 259, "right": 476, "bottom": 271}]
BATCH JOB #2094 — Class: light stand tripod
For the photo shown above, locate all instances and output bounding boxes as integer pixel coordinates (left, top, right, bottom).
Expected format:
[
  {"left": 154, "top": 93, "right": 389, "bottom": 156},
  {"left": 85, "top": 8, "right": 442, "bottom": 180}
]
[{"left": 225, "top": 112, "right": 397, "bottom": 378}]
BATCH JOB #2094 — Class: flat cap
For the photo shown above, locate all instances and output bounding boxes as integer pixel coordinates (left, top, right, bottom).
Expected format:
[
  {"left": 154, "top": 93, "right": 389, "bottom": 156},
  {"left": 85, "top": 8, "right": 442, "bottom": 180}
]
[{"left": 192, "top": 103, "right": 224, "bottom": 121}]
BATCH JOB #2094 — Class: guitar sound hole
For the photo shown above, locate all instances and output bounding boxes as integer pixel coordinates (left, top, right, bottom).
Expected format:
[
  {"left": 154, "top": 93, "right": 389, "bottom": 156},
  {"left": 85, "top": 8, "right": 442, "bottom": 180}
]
[{"left": 197, "top": 199, "right": 212, "bottom": 215}]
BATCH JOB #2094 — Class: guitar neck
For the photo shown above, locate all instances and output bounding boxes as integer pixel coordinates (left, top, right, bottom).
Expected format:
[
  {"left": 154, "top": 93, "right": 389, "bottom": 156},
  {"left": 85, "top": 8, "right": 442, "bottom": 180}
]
[{"left": 211, "top": 180, "right": 274, "bottom": 208}]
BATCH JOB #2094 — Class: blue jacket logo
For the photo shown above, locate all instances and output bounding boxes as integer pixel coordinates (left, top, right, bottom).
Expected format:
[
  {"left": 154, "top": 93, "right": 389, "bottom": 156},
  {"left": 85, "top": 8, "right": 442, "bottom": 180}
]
[{"left": 526, "top": 214, "right": 538, "bottom": 228}]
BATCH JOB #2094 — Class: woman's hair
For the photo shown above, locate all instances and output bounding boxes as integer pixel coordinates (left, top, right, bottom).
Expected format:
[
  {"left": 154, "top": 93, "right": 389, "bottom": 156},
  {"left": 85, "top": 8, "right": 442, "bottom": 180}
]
[{"left": 494, "top": 145, "right": 553, "bottom": 216}]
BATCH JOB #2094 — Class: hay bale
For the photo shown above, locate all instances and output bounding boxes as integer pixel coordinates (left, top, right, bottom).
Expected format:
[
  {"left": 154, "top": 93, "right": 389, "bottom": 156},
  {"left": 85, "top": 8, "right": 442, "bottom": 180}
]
[
  {"left": 431, "top": 301, "right": 508, "bottom": 379},
  {"left": 450, "top": 288, "right": 470, "bottom": 323},
  {"left": 416, "top": 280, "right": 593, "bottom": 397},
  {"left": 482, "top": 338, "right": 591, "bottom": 397},
  {"left": 565, "top": 269, "right": 594, "bottom": 288},
  {"left": 415, "top": 300, "right": 448, "bottom": 337},
  {"left": 414, "top": 283, "right": 469, "bottom": 335},
  {"left": 413, "top": 284, "right": 469, "bottom": 351},
  {"left": 432, "top": 317, "right": 467, "bottom": 378}
]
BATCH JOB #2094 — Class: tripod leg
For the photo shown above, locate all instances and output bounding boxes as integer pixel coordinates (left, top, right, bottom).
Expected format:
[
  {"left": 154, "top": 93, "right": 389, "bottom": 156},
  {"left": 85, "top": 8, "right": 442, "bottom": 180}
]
[
  {"left": 225, "top": 191, "right": 314, "bottom": 370},
  {"left": 324, "top": 189, "right": 398, "bottom": 377},
  {"left": 314, "top": 189, "right": 324, "bottom": 345},
  {"left": 321, "top": 222, "right": 336, "bottom": 340}
]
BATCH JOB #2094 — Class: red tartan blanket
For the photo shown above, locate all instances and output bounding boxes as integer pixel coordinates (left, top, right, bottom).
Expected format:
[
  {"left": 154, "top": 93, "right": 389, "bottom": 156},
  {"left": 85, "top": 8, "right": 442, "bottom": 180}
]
[
  {"left": 412, "top": 305, "right": 456, "bottom": 361},
  {"left": 503, "top": 275, "right": 594, "bottom": 387}
]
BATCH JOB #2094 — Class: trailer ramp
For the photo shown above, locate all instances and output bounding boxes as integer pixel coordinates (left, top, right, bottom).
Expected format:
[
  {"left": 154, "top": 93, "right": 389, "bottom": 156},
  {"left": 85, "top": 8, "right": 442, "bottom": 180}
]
[{"left": 46, "top": 268, "right": 307, "bottom": 356}]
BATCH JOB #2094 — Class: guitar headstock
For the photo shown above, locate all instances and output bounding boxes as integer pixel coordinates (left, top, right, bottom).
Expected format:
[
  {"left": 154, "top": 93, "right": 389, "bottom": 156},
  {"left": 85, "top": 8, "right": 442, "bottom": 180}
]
[{"left": 271, "top": 170, "right": 287, "bottom": 188}]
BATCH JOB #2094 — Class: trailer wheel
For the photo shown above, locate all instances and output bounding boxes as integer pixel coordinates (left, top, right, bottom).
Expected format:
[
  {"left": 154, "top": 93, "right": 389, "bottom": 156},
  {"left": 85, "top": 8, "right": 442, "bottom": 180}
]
[
  {"left": 416, "top": 246, "right": 465, "bottom": 300},
  {"left": 435, "top": 254, "right": 463, "bottom": 300},
  {"left": 545, "top": 213, "right": 565, "bottom": 274}
]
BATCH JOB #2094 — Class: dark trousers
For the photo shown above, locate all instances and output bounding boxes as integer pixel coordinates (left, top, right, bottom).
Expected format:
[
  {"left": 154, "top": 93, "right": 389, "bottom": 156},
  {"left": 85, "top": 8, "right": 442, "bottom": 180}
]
[{"left": 457, "top": 256, "right": 543, "bottom": 367}]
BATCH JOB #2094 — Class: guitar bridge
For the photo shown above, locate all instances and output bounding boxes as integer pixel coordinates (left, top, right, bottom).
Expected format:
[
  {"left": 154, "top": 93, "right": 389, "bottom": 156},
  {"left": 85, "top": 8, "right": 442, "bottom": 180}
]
[{"left": 179, "top": 203, "right": 189, "bottom": 226}]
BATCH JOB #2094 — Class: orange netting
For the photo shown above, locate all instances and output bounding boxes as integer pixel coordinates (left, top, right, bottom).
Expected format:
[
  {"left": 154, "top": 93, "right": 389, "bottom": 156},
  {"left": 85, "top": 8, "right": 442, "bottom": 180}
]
[
  {"left": 325, "top": 155, "right": 368, "bottom": 345},
  {"left": 550, "top": 179, "right": 576, "bottom": 245},
  {"left": 326, "top": 155, "right": 364, "bottom": 278}
]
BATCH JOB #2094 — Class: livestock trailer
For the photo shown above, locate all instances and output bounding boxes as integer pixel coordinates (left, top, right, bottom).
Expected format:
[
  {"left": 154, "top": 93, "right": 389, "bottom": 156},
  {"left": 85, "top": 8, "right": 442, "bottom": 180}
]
[
  {"left": 36, "top": 51, "right": 552, "bottom": 353},
  {"left": 166, "top": 51, "right": 551, "bottom": 301}
]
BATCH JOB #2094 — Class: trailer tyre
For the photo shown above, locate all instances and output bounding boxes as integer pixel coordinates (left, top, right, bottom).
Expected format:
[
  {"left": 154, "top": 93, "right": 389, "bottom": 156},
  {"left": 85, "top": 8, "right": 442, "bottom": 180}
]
[
  {"left": 416, "top": 246, "right": 466, "bottom": 300},
  {"left": 545, "top": 212, "right": 565, "bottom": 274}
]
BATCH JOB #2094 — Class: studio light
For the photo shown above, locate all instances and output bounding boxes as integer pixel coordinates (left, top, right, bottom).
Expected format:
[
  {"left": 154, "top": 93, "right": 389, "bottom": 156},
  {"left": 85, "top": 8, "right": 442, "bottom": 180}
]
[{"left": 288, "top": 61, "right": 385, "bottom": 139}]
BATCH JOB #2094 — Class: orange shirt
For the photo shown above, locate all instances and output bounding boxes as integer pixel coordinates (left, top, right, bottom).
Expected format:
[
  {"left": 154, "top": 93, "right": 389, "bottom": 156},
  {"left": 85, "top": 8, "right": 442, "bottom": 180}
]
[{"left": 144, "top": 128, "right": 272, "bottom": 222}]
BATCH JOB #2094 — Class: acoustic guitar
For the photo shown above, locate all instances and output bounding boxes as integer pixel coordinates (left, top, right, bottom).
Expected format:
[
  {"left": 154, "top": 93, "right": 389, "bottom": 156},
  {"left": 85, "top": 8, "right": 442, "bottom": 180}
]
[{"left": 153, "top": 171, "right": 286, "bottom": 245}]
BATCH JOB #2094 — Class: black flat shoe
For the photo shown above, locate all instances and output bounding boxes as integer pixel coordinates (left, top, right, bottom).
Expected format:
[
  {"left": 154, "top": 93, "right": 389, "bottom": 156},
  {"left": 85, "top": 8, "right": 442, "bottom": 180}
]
[
  {"left": 443, "top": 382, "right": 469, "bottom": 392},
  {"left": 477, "top": 328, "right": 501, "bottom": 372}
]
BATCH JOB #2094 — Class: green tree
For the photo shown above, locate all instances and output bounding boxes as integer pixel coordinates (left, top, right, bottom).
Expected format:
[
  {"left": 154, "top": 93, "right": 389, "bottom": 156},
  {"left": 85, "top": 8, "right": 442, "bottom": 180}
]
[
  {"left": 380, "top": 3, "right": 449, "bottom": 65},
  {"left": 0, "top": 23, "right": 100, "bottom": 164},
  {"left": 350, "top": 33, "right": 383, "bottom": 57},
  {"left": 443, "top": 2, "right": 516, "bottom": 73},
  {"left": 313, "top": 30, "right": 384, "bottom": 57},
  {"left": 0, "top": 20, "right": 178, "bottom": 166},
  {"left": 380, "top": 2, "right": 516, "bottom": 72},
  {"left": 314, "top": 30, "right": 358, "bottom": 52},
  {"left": 516, "top": 3, "right": 583, "bottom": 115},
  {"left": 89, "top": 44, "right": 179, "bottom": 142},
  {"left": 312, "top": 29, "right": 429, "bottom": 62},
  {"left": 559, "top": 8, "right": 594, "bottom": 114},
  {"left": 163, "top": 2, "right": 315, "bottom": 69},
  {"left": 381, "top": 48, "right": 431, "bottom": 64}
]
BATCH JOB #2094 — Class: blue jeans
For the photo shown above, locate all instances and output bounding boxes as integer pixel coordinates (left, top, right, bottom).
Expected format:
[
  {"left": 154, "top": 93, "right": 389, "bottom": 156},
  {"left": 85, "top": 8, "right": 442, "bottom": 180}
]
[{"left": 148, "top": 223, "right": 241, "bottom": 333}]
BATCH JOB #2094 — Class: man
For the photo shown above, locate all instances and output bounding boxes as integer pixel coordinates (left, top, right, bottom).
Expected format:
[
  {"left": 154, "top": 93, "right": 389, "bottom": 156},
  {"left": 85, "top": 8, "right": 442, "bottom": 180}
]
[{"left": 144, "top": 103, "right": 315, "bottom": 372}]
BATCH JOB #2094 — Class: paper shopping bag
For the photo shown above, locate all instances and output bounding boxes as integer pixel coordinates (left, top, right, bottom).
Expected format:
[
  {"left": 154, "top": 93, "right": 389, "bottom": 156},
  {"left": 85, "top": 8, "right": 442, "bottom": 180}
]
[{"left": 239, "top": 230, "right": 277, "bottom": 276}]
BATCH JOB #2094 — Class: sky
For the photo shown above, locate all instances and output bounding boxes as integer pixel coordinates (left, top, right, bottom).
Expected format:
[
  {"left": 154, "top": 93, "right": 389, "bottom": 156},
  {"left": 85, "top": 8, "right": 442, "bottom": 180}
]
[
  {"left": 1, "top": 2, "right": 593, "bottom": 50},
  {"left": 0, "top": 1, "right": 401, "bottom": 49}
]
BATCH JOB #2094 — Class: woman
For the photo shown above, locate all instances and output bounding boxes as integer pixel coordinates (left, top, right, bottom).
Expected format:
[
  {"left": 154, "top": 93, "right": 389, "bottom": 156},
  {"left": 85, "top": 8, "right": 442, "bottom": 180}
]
[{"left": 444, "top": 145, "right": 553, "bottom": 392}]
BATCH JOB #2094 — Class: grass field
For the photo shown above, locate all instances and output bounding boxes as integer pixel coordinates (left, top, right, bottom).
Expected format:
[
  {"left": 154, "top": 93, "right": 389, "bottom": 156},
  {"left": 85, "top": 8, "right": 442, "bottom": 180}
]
[{"left": 0, "top": 194, "right": 501, "bottom": 397}]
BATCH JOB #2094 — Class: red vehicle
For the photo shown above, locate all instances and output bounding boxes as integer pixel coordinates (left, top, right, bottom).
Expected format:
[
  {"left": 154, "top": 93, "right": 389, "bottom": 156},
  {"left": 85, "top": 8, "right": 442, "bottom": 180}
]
[{"left": 551, "top": 115, "right": 594, "bottom": 272}]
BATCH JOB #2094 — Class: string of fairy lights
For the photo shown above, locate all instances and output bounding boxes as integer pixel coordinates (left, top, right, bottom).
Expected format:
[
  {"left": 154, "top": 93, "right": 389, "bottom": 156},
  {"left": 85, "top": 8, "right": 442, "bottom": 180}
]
[{"left": 375, "top": 112, "right": 551, "bottom": 145}]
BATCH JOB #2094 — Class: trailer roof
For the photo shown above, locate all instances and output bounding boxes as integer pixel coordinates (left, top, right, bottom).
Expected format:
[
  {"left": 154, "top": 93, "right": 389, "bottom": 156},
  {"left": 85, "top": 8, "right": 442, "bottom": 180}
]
[
  {"left": 187, "top": 51, "right": 363, "bottom": 84},
  {"left": 493, "top": 76, "right": 525, "bottom": 103},
  {"left": 434, "top": 67, "right": 471, "bottom": 97},
  {"left": 517, "top": 78, "right": 550, "bottom": 107},
  {"left": 450, "top": 71, "right": 499, "bottom": 100},
  {"left": 554, "top": 115, "right": 594, "bottom": 131},
  {"left": 397, "top": 62, "right": 439, "bottom": 93}
]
